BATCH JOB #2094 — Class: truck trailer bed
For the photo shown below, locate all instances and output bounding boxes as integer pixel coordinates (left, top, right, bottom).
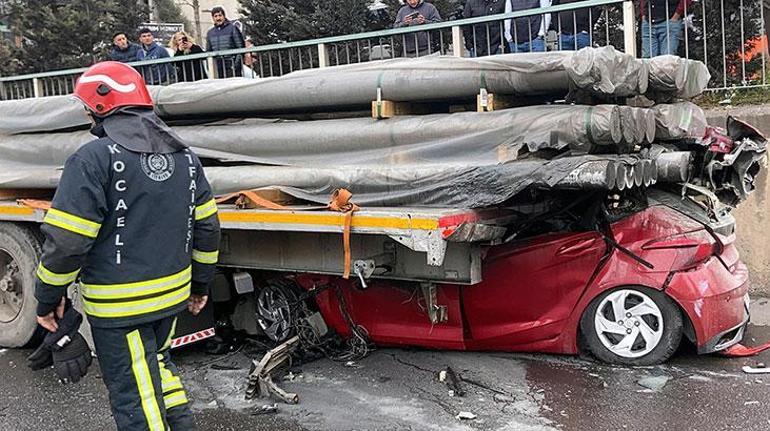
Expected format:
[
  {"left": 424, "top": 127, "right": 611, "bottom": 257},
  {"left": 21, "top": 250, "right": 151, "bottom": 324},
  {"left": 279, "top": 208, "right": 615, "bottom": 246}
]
[{"left": 0, "top": 201, "right": 515, "bottom": 284}]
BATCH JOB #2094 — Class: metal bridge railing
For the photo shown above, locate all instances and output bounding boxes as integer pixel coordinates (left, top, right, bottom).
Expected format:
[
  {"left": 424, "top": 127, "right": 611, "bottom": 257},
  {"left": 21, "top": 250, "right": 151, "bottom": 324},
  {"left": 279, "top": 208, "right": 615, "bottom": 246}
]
[{"left": 2, "top": 0, "right": 767, "bottom": 100}]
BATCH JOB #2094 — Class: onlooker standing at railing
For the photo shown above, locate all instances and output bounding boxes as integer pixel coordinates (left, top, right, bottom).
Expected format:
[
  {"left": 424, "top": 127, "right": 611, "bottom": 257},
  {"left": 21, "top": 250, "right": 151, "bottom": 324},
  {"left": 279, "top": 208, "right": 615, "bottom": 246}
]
[
  {"left": 206, "top": 6, "right": 246, "bottom": 78},
  {"left": 169, "top": 31, "right": 207, "bottom": 82},
  {"left": 463, "top": 0, "right": 507, "bottom": 57},
  {"left": 136, "top": 28, "right": 171, "bottom": 85},
  {"left": 107, "top": 32, "right": 141, "bottom": 63},
  {"left": 550, "top": 0, "right": 600, "bottom": 50},
  {"left": 504, "top": 0, "right": 551, "bottom": 53},
  {"left": 394, "top": 0, "right": 443, "bottom": 58},
  {"left": 640, "top": 0, "right": 692, "bottom": 57}
]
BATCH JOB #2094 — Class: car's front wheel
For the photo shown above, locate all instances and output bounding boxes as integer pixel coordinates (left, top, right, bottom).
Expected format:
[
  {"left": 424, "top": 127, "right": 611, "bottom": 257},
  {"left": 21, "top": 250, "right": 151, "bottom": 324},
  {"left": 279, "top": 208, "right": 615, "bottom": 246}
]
[{"left": 580, "top": 286, "right": 683, "bottom": 366}]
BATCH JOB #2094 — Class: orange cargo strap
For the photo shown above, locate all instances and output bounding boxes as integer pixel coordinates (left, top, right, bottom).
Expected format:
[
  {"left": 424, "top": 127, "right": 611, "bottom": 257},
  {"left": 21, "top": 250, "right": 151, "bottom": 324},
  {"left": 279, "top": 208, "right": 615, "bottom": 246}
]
[
  {"left": 17, "top": 199, "right": 52, "bottom": 211},
  {"left": 328, "top": 189, "right": 360, "bottom": 279}
]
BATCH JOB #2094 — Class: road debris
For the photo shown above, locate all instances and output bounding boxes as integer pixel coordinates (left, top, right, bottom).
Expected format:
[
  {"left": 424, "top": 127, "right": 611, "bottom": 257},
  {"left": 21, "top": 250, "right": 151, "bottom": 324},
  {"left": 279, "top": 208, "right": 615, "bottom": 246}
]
[
  {"left": 637, "top": 375, "right": 671, "bottom": 392},
  {"left": 721, "top": 342, "right": 770, "bottom": 357},
  {"left": 456, "top": 411, "right": 477, "bottom": 421},
  {"left": 742, "top": 365, "right": 770, "bottom": 374},
  {"left": 493, "top": 394, "right": 516, "bottom": 403},
  {"left": 252, "top": 404, "right": 279, "bottom": 416},
  {"left": 744, "top": 401, "right": 760, "bottom": 406},
  {"left": 246, "top": 336, "right": 301, "bottom": 404},
  {"left": 437, "top": 366, "right": 465, "bottom": 397}
]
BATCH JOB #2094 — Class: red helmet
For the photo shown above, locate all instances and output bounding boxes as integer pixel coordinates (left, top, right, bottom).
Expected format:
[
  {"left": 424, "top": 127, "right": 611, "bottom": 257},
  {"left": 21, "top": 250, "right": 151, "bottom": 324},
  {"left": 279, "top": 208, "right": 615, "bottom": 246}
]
[{"left": 73, "top": 61, "right": 153, "bottom": 116}]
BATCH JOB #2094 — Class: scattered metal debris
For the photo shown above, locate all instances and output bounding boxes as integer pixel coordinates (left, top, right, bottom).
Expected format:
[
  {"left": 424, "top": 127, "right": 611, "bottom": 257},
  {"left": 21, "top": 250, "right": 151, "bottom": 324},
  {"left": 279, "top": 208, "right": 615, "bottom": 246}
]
[
  {"left": 742, "top": 365, "right": 770, "bottom": 375},
  {"left": 456, "top": 411, "right": 477, "bottom": 421},
  {"left": 246, "top": 336, "right": 301, "bottom": 404},
  {"left": 252, "top": 404, "right": 279, "bottom": 416}
]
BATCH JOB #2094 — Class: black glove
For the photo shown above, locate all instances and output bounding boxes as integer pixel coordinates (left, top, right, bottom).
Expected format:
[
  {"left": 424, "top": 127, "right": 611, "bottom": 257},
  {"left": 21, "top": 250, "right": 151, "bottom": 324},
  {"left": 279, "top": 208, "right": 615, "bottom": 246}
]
[
  {"left": 27, "top": 306, "right": 93, "bottom": 383},
  {"left": 27, "top": 342, "right": 54, "bottom": 371},
  {"left": 51, "top": 332, "right": 92, "bottom": 383}
]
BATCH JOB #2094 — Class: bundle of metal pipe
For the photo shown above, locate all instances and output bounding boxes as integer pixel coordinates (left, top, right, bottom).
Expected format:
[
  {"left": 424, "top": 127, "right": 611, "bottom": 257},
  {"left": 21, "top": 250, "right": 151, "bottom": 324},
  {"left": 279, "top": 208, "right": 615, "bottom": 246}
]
[
  {"left": 0, "top": 47, "right": 710, "bottom": 136},
  {"left": 0, "top": 105, "right": 660, "bottom": 168}
]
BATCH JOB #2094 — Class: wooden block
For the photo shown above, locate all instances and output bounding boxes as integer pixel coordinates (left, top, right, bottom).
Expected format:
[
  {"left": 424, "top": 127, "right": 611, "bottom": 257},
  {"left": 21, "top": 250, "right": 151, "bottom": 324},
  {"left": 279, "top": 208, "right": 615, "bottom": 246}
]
[
  {"left": 371, "top": 100, "right": 431, "bottom": 119},
  {"left": 477, "top": 93, "right": 516, "bottom": 112}
]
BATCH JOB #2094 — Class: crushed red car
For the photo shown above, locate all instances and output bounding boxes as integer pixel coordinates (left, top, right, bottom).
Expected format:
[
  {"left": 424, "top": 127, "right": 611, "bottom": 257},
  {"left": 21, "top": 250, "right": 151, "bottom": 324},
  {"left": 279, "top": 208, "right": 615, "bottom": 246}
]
[{"left": 253, "top": 118, "right": 764, "bottom": 366}]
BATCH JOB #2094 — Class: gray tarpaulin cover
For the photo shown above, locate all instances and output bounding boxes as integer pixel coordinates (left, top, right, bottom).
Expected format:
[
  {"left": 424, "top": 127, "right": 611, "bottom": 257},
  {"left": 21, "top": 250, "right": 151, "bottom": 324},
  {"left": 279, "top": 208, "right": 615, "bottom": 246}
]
[
  {"left": 0, "top": 47, "right": 709, "bottom": 136},
  {"left": 0, "top": 104, "right": 703, "bottom": 207},
  {"left": 0, "top": 47, "right": 711, "bottom": 207}
]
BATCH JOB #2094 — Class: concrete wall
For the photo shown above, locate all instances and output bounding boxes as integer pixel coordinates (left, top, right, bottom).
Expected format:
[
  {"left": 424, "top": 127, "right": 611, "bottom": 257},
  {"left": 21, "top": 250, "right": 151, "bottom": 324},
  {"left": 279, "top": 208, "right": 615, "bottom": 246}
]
[{"left": 705, "top": 106, "right": 770, "bottom": 295}]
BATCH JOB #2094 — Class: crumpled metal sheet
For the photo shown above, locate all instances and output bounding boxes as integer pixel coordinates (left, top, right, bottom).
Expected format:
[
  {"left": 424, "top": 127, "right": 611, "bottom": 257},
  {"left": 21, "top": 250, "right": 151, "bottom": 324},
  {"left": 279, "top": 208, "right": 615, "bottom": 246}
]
[{"left": 0, "top": 47, "right": 710, "bottom": 136}]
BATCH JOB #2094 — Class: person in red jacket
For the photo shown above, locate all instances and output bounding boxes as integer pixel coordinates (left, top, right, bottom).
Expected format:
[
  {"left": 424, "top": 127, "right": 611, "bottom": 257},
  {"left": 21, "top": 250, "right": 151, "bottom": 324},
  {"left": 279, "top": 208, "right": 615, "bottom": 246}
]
[{"left": 640, "top": 0, "right": 692, "bottom": 57}]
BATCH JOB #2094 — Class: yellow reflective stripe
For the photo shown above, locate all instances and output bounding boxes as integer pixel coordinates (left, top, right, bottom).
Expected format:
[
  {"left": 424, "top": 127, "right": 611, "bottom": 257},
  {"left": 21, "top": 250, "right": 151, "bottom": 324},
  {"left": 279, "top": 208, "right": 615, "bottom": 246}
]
[
  {"left": 160, "top": 318, "right": 177, "bottom": 352},
  {"left": 82, "top": 266, "right": 191, "bottom": 299},
  {"left": 163, "top": 391, "right": 188, "bottom": 409},
  {"left": 157, "top": 356, "right": 183, "bottom": 393},
  {"left": 195, "top": 198, "right": 218, "bottom": 221},
  {"left": 83, "top": 284, "right": 190, "bottom": 318},
  {"left": 192, "top": 249, "right": 219, "bottom": 265},
  {"left": 36, "top": 263, "right": 79, "bottom": 287},
  {"left": 44, "top": 208, "right": 101, "bottom": 238},
  {"left": 126, "top": 331, "right": 165, "bottom": 431}
]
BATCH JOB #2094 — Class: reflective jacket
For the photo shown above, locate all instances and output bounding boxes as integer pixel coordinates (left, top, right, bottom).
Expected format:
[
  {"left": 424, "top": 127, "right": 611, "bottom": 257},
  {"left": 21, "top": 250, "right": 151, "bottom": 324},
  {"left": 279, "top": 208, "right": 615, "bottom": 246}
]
[{"left": 34, "top": 117, "right": 221, "bottom": 328}]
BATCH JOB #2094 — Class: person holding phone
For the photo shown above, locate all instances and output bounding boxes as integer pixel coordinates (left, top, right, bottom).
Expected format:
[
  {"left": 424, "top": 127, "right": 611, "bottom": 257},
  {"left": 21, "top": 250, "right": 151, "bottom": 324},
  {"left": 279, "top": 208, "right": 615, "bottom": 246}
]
[
  {"left": 394, "top": 0, "right": 442, "bottom": 58},
  {"left": 169, "top": 31, "right": 207, "bottom": 82}
]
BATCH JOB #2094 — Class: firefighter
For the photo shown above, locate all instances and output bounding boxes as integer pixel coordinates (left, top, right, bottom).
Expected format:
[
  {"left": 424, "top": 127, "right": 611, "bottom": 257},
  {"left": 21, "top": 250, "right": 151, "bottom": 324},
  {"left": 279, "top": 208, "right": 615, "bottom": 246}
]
[{"left": 33, "top": 61, "right": 221, "bottom": 430}]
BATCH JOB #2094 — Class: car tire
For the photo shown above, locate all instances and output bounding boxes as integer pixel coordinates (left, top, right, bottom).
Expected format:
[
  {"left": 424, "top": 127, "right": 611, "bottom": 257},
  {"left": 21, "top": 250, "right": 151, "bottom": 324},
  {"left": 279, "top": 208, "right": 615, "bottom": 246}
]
[
  {"left": 256, "top": 279, "right": 301, "bottom": 343},
  {"left": 580, "top": 286, "right": 683, "bottom": 366},
  {"left": 0, "top": 223, "right": 43, "bottom": 348}
]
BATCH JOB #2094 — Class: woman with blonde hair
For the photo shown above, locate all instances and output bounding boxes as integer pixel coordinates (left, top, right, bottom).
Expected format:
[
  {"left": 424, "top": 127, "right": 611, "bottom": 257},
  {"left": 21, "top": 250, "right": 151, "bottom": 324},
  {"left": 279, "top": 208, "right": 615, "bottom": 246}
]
[{"left": 169, "top": 31, "right": 207, "bottom": 81}]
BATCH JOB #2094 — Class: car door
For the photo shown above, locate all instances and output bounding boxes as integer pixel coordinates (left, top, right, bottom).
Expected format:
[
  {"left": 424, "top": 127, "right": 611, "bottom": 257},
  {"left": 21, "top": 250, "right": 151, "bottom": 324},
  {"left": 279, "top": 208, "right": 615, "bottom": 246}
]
[{"left": 462, "top": 230, "right": 607, "bottom": 349}]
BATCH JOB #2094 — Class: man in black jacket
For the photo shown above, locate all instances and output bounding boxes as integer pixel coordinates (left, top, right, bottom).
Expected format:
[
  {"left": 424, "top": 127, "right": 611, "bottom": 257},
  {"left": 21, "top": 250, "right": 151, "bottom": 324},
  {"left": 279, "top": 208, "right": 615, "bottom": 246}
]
[
  {"left": 463, "top": 0, "right": 506, "bottom": 57},
  {"left": 36, "top": 61, "right": 220, "bottom": 430},
  {"left": 107, "top": 32, "right": 141, "bottom": 63},
  {"left": 550, "top": 0, "right": 600, "bottom": 50},
  {"left": 206, "top": 6, "right": 245, "bottom": 78}
]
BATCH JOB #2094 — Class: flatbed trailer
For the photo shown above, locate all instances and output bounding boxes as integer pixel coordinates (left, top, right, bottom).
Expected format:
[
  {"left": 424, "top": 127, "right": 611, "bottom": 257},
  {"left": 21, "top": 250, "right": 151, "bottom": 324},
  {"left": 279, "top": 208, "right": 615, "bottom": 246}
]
[{"left": 0, "top": 199, "right": 513, "bottom": 348}]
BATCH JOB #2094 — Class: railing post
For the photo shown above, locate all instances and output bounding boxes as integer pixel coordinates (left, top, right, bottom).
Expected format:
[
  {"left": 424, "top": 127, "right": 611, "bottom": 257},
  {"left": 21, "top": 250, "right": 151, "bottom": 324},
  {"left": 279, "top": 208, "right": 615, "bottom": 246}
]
[
  {"left": 318, "top": 43, "right": 329, "bottom": 68},
  {"left": 452, "top": 25, "right": 465, "bottom": 58},
  {"left": 32, "top": 77, "right": 43, "bottom": 98},
  {"left": 207, "top": 56, "right": 216, "bottom": 79},
  {"left": 623, "top": 0, "right": 637, "bottom": 57}
]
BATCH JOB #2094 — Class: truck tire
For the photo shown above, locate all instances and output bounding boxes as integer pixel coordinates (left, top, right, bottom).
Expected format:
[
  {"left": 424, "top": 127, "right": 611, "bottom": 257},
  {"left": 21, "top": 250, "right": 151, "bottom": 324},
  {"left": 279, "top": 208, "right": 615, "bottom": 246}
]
[
  {"left": 580, "top": 286, "right": 683, "bottom": 366},
  {"left": 0, "top": 223, "right": 43, "bottom": 347}
]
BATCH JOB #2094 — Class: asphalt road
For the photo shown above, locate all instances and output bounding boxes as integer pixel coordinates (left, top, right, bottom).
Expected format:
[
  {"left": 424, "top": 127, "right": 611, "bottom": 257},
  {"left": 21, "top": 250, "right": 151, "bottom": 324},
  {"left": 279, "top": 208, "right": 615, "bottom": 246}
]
[{"left": 2, "top": 301, "right": 770, "bottom": 431}]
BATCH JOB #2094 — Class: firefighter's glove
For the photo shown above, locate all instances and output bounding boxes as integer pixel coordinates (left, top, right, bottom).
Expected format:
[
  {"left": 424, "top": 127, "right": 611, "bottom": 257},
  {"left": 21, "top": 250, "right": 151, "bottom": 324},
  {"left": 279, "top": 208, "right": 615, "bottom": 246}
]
[
  {"left": 26, "top": 342, "right": 53, "bottom": 371},
  {"left": 51, "top": 332, "right": 92, "bottom": 383},
  {"left": 43, "top": 307, "right": 92, "bottom": 383}
]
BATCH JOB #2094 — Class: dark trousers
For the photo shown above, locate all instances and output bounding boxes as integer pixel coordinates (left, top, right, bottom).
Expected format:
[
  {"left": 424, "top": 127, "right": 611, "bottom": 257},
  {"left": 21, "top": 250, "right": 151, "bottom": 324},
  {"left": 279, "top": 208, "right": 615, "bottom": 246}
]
[
  {"left": 215, "top": 56, "right": 241, "bottom": 79},
  {"left": 91, "top": 316, "right": 195, "bottom": 431}
]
